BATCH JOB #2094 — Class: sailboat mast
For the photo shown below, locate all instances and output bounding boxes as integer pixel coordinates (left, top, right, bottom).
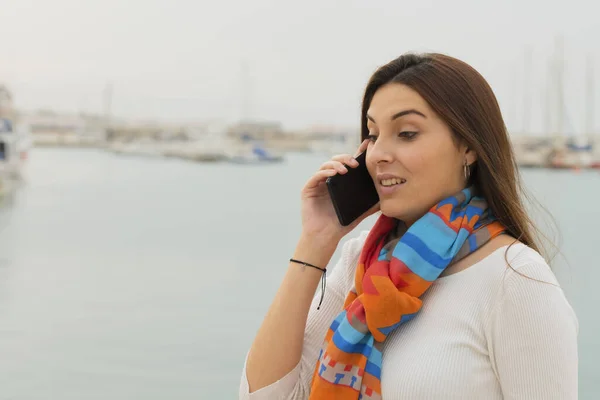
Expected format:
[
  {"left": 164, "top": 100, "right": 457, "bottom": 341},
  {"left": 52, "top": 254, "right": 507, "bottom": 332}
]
[
  {"left": 555, "top": 36, "right": 564, "bottom": 139},
  {"left": 586, "top": 54, "right": 594, "bottom": 136},
  {"left": 544, "top": 58, "right": 553, "bottom": 138},
  {"left": 240, "top": 59, "right": 252, "bottom": 122},
  {"left": 103, "top": 82, "right": 113, "bottom": 140},
  {"left": 510, "top": 65, "right": 518, "bottom": 134},
  {"left": 522, "top": 46, "right": 532, "bottom": 134}
]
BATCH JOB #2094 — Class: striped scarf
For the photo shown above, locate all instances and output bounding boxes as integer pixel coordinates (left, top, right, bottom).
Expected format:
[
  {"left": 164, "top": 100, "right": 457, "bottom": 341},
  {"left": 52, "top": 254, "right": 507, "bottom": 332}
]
[{"left": 309, "top": 187, "right": 505, "bottom": 400}]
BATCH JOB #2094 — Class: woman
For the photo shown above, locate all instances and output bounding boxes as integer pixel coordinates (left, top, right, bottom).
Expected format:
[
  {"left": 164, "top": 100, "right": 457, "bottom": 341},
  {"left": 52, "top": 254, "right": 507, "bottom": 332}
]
[{"left": 239, "top": 53, "right": 578, "bottom": 399}]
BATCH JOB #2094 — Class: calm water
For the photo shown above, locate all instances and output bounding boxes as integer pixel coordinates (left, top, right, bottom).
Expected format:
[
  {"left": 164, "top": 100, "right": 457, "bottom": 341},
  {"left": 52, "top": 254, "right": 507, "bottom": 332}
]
[{"left": 0, "top": 148, "right": 597, "bottom": 399}]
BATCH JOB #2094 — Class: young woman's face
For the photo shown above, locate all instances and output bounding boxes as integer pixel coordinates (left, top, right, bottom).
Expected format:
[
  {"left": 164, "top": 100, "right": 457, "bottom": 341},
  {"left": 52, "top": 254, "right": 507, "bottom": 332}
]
[{"left": 365, "top": 83, "right": 477, "bottom": 225}]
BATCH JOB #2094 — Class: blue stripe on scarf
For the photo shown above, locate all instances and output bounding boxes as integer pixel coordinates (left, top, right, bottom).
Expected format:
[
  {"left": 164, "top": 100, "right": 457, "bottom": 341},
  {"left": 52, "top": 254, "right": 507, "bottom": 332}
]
[
  {"left": 392, "top": 241, "right": 445, "bottom": 281},
  {"left": 332, "top": 328, "right": 374, "bottom": 354},
  {"left": 369, "top": 346, "right": 382, "bottom": 367},
  {"left": 446, "top": 196, "right": 486, "bottom": 223},
  {"left": 399, "top": 233, "right": 452, "bottom": 268},
  {"left": 461, "top": 202, "right": 487, "bottom": 221},
  {"left": 330, "top": 312, "right": 345, "bottom": 331},
  {"left": 394, "top": 231, "right": 449, "bottom": 262},
  {"left": 365, "top": 347, "right": 383, "bottom": 377},
  {"left": 436, "top": 195, "right": 461, "bottom": 208},
  {"left": 409, "top": 212, "right": 458, "bottom": 242},
  {"left": 366, "top": 361, "right": 381, "bottom": 378},
  {"left": 335, "top": 318, "right": 371, "bottom": 346},
  {"left": 468, "top": 233, "right": 477, "bottom": 251},
  {"left": 408, "top": 215, "right": 478, "bottom": 262}
]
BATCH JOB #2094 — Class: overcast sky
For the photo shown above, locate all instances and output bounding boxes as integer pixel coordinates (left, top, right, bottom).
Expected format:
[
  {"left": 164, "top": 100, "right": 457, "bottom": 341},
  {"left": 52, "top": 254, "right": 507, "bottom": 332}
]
[{"left": 1, "top": 0, "right": 598, "bottom": 134}]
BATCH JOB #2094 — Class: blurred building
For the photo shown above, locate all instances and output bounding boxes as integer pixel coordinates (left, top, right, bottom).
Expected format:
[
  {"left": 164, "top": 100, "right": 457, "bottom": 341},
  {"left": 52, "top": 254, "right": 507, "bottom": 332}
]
[
  {"left": 225, "top": 120, "right": 357, "bottom": 153},
  {"left": 226, "top": 121, "right": 284, "bottom": 141},
  {"left": 0, "top": 85, "right": 15, "bottom": 120},
  {"left": 19, "top": 110, "right": 106, "bottom": 146}
]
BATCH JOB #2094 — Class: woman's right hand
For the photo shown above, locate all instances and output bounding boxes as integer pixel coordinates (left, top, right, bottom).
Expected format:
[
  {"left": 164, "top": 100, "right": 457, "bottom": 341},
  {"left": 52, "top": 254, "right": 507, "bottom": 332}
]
[{"left": 299, "top": 140, "right": 380, "bottom": 246}]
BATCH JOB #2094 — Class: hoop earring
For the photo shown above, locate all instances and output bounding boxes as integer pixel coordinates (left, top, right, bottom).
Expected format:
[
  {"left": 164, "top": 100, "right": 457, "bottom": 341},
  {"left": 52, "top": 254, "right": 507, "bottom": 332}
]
[{"left": 464, "top": 160, "right": 471, "bottom": 182}]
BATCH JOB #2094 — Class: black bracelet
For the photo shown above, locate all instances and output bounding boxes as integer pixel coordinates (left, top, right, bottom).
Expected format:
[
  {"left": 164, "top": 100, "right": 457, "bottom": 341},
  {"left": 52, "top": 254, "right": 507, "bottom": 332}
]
[
  {"left": 289, "top": 258, "right": 325, "bottom": 272},
  {"left": 289, "top": 258, "right": 327, "bottom": 310}
]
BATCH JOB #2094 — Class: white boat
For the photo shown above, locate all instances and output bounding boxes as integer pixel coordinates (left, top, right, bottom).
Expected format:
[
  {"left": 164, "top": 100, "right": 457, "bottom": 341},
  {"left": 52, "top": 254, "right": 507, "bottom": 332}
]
[
  {"left": 0, "top": 118, "right": 31, "bottom": 180},
  {"left": 590, "top": 137, "right": 600, "bottom": 169},
  {"left": 226, "top": 143, "right": 284, "bottom": 164},
  {"left": 110, "top": 139, "right": 163, "bottom": 158},
  {"left": 0, "top": 86, "right": 31, "bottom": 184},
  {"left": 547, "top": 137, "right": 595, "bottom": 169}
]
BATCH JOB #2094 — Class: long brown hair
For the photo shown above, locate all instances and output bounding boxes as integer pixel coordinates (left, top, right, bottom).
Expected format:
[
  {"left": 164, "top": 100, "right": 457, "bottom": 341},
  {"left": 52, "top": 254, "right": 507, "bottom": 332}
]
[{"left": 361, "top": 53, "right": 542, "bottom": 255}]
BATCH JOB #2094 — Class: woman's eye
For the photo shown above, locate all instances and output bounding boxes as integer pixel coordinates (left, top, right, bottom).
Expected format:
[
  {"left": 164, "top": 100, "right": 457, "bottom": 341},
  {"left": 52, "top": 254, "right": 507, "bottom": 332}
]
[
  {"left": 367, "top": 134, "right": 378, "bottom": 142},
  {"left": 399, "top": 131, "right": 418, "bottom": 139}
]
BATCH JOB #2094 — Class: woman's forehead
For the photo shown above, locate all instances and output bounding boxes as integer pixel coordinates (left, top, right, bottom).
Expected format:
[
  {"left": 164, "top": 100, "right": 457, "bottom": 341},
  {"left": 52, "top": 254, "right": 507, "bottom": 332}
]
[{"left": 368, "top": 84, "right": 431, "bottom": 120}]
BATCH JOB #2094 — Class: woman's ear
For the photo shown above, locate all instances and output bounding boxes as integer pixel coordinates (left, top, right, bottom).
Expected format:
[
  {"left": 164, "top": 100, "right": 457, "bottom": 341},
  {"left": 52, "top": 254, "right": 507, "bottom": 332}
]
[{"left": 464, "top": 146, "right": 478, "bottom": 166}]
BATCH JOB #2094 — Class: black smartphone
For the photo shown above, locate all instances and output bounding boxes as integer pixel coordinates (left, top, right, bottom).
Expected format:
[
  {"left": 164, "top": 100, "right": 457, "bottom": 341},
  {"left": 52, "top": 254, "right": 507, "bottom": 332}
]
[{"left": 326, "top": 151, "right": 379, "bottom": 226}]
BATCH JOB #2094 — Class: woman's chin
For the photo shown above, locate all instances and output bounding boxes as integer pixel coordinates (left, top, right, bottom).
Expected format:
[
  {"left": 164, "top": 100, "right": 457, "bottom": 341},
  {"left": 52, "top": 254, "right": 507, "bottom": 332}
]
[
  {"left": 380, "top": 203, "right": 423, "bottom": 225},
  {"left": 379, "top": 204, "right": 405, "bottom": 220}
]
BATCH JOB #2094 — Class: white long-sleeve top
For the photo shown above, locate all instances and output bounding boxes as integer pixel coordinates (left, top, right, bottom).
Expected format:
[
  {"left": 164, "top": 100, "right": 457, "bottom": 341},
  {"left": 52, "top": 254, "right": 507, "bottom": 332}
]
[{"left": 240, "top": 231, "right": 579, "bottom": 399}]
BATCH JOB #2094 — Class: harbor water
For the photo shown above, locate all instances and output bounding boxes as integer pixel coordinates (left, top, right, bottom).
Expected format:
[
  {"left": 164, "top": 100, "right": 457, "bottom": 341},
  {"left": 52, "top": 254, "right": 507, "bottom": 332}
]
[{"left": 0, "top": 148, "right": 598, "bottom": 399}]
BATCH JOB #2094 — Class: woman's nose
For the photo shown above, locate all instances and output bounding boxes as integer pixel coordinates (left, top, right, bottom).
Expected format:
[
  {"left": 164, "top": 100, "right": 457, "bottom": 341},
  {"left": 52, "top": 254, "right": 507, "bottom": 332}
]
[{"left": 369, "top": 139, "right": 394, "bottom": 164}]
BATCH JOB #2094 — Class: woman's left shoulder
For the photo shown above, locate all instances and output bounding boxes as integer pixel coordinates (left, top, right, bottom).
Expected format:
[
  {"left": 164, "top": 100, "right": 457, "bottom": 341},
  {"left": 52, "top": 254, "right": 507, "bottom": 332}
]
[
  {"left": 498, "top": 241, "right": 558, "bottom": 285},
  {"left": 486, "top": 240, "right": 579, "bottom": 334}
]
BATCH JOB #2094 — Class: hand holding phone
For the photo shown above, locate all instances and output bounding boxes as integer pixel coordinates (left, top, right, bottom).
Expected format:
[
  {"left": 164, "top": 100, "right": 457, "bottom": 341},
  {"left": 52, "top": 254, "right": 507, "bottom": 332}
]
[
  {"left": 299, "top": 140, "right": 379, "bottom": 248},
  {"left": 326, "top": 150, "right": 380, "bottom": 226}
]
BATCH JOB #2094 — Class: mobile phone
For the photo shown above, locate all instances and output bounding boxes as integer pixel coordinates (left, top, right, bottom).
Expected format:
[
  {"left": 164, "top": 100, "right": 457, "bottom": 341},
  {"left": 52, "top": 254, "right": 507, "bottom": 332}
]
[{"left": 326, "top": 151, "right": 379, "bottom": 226}]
